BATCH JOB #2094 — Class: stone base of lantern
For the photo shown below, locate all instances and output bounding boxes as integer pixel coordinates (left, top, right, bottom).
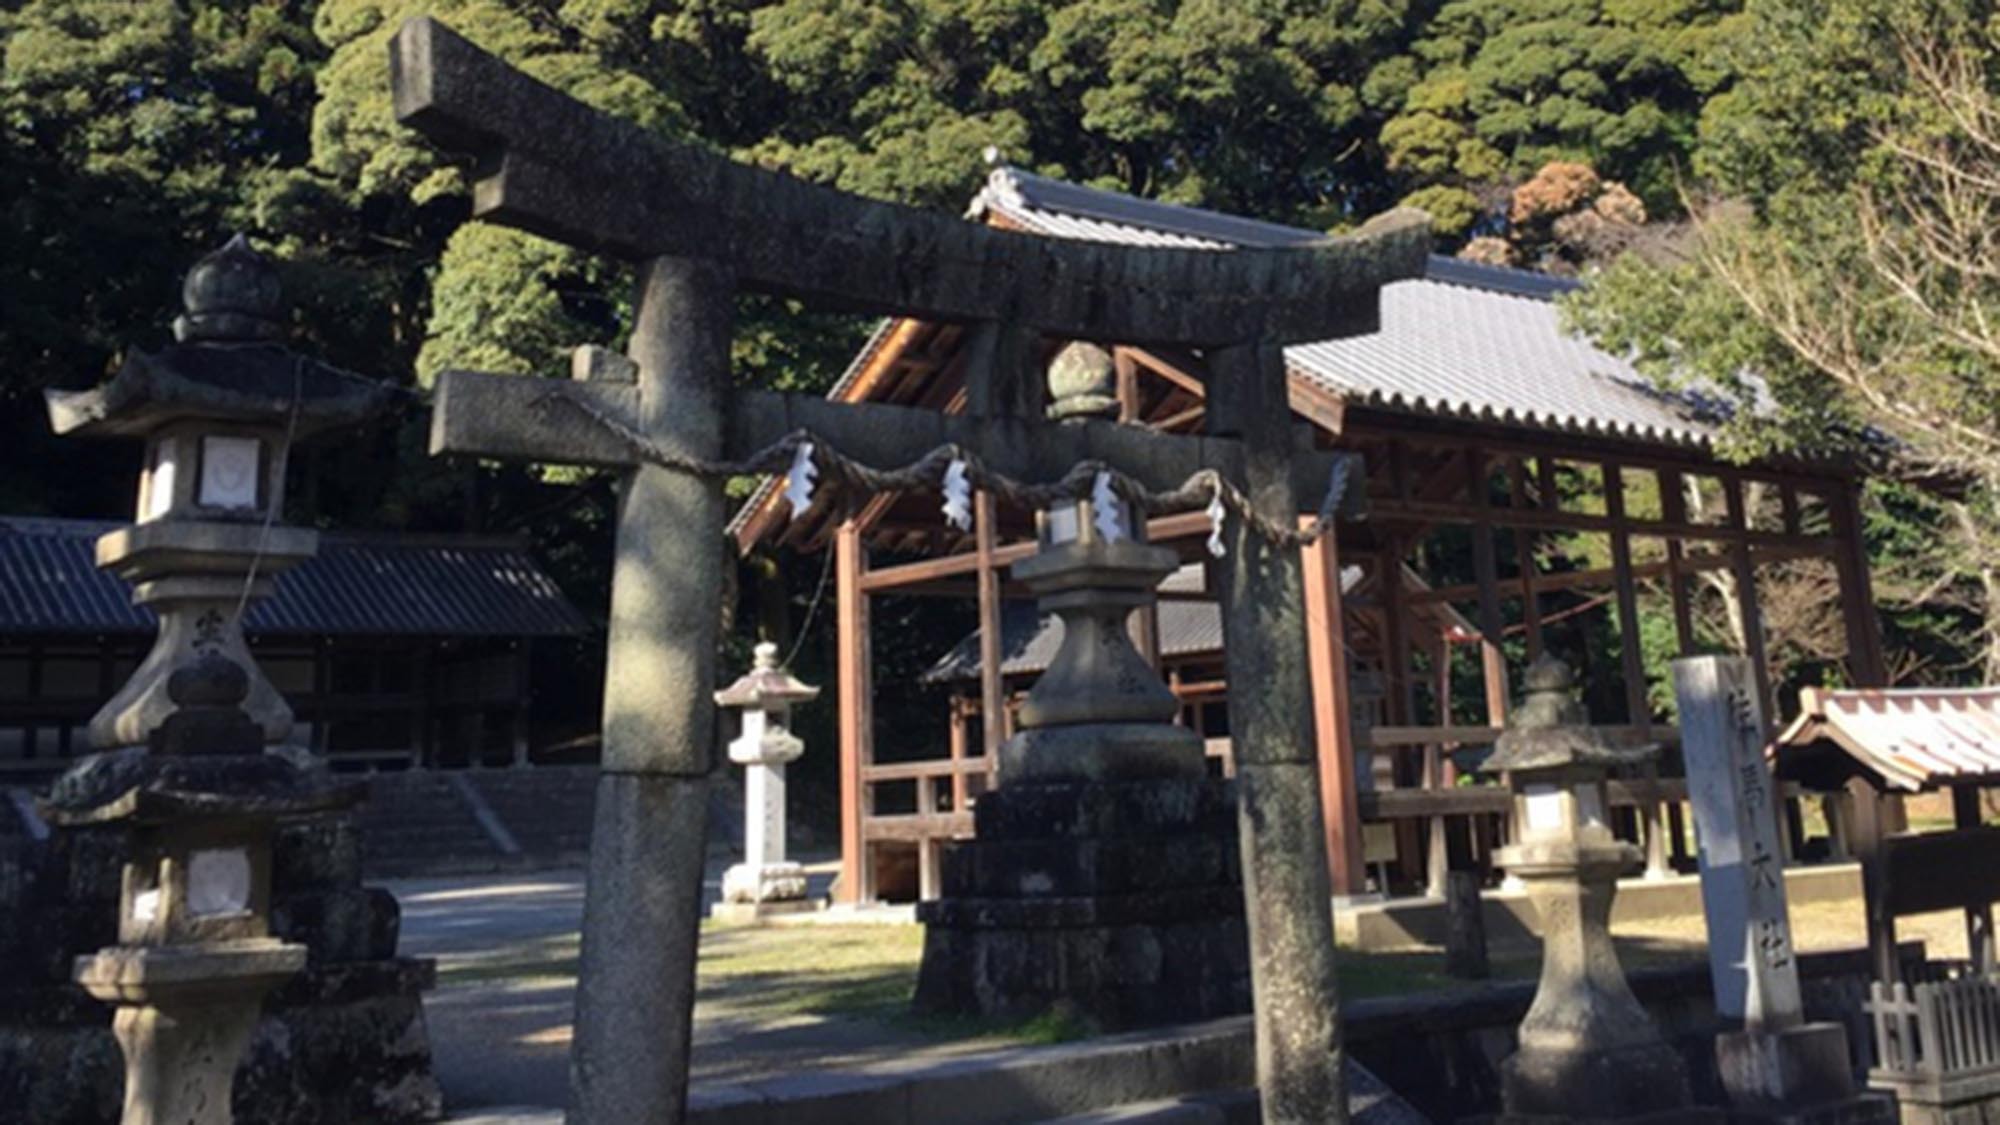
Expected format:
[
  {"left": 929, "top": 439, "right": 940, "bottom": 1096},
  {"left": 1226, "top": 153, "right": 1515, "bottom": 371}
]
[
  {"left": 722, "top": 861, "right": 809, "bottom": 905},
  {"left": 911, "top": 775, "right": 1250, "bottom": 1030},
  {"left": 710, "top": 898, "right": 824, "bottom": 925},
  {"left": 1499, "top": 1039, "right": 1724, "bottom": 1124},
  {"left": 77, "top": 938, "right": 308, "bottom": 1125}
]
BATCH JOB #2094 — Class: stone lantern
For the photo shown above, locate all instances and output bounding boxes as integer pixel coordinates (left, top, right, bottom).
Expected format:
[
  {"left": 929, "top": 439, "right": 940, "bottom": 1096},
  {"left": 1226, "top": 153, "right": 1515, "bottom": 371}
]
[
  {"left": 914, "top": 342, "right": 1247, "bottom": 1028},
  {"left": 45, "top": 234, "right": 391, "bottom": 751},
  {"left": 44, "top": 652, "right": 357, "bottom": 1124},
  {"left": 39, "top": 235, "right": 386, "bottom": 1124},
  {"left": 713, "top": 641, "right": 820, "bottom": 921},
  {"left": 1002, "top": 344, "right": 1203, "bottom": 785},
  {"left": 1481, "top": 655, "right": 1708, "bottom": 1123}
]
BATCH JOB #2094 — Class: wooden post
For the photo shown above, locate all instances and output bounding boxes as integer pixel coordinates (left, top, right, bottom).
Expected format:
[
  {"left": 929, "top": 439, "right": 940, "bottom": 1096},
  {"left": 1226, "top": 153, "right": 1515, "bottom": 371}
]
[
  {"left": 1114, "top": 347, "right": 1141, "bottom": 423},
  {"left": 975, "top": 489, "right": 1006, "bottom": 761},
  {"left": 511, "top": 639, "right": 532, "bottom": 768},
  {"left": 1380, "top": 541, "right": 1421, "bottom": 887},
  {"left": 1954, "top": 784, "right": 1995, "bottom": 972},
  {"left": 311, "top": 638, "right": 332, "bottom": 757},
  {"left": 1848, "top": 775, "right": 1897, "bottom": 984},
  {"left": 1425, "top": 637, "right": 1449, "bottom": 899},
  {"left": 1658, "top": 470, "right": 1698, "bottom": 656},
  {"left": 1302, "top": 529, "right": 1366, "bottom": 895},
  {"left": 1603, "top": 465, "right": 1651, "bottom": 727},
  {"left": 918, "top": 771, "right": 941, "bottom": 901},
  {"left": 947, "top": 696, "right": 969, "bottom": 811},
  {"left": 415, "top": 642, "right": 436, "bottom": 769},
  {"left": 1606, "top": 465, "right": 1667, "bottom": 879},
  {"left": 1724, "top": 476, "right": 1775, "bottom": 723},
  {"left": 1468, "top": 448, "right": 1509, "bottom": 725},
  {"left": 836, "top": 518, "right": 874, "bottom": 905},
  {"left": 1830, "top": 481, "right": 1888, "bottom": 687},
  {"left": 1511, "top": 459, "right": 1544, "bottom": 661},
  {"left": 1444, "top": 869, "right": 1490, "bottom": 980}
]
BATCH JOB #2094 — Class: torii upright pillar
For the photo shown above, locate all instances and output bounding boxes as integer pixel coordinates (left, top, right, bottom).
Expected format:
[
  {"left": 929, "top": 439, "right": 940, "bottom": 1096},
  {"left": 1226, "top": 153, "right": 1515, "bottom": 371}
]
[{"left": 390, "top": 18, "right": 1428, "bottom": 1122}]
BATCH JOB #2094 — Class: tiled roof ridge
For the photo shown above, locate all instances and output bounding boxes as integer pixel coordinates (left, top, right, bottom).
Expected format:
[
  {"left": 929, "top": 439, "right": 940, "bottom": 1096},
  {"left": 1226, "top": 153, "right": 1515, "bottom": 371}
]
[
  {"left": 973, "top": 163, "right": 1580, "bottom": 302},
  {"left": 0, "top": 513, "right": 534, "bottom": 553}
]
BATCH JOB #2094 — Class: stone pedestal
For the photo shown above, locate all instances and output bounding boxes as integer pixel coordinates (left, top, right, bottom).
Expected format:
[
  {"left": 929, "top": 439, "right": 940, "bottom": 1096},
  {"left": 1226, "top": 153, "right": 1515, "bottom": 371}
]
[
  {"left": 915, "top": 476, "right": 1249, "bottom": 1028},
  {"left": 913, "top": 776, "right": 1249, "bottom": 1027},
  {"left": 1715, "top": 1024, "right": 1894, "bottom": 1125},
  {"left": 1497, "top": 850, "right": 1710, "bottom": 1124},
  {"left": 78, "top": 940, "right": 306, "bottom": 1125}
]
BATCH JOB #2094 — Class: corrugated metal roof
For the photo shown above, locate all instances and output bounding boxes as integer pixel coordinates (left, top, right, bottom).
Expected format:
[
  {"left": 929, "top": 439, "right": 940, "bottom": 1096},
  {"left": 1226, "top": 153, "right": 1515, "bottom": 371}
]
[
  {"left": 970, "top": 166, "right": 1716, "bottom": 447},
  {"left": 1774, "top": 686, "right": 2000, "bottom": 792},
  {"left": 0, "top": 517, "right": 589, "bottom": 638}
]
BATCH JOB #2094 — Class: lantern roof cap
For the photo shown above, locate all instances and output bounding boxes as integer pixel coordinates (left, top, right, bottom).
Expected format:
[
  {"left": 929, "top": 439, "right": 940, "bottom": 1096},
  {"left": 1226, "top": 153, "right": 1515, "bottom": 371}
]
[
  {"left": 176, "top": 233, "right": 284, "bottom": 344},
  {"left": 1482, "top": 655, "right": 1658, "bottom": 774},
  {"left": 39, "top": 651, "right": 360, "bottom": 825},
  {"left": 44, "top": 236, "right": 394, "bottom": 440},
  {"left": 714, "top": 642, "right": 821, "bottom": 708}
]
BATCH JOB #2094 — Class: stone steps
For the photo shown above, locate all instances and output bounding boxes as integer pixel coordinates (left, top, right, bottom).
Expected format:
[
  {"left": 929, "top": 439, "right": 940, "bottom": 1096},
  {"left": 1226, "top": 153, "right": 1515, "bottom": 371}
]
[
  {"left": 359, "top": 772, "right": 513, "bottom": 876},
  {"left": 461, "top": 766, "right": 598, "bottom": 863},
  {"left": 353, "top": 766, "right": 746, "bottom": 877}
]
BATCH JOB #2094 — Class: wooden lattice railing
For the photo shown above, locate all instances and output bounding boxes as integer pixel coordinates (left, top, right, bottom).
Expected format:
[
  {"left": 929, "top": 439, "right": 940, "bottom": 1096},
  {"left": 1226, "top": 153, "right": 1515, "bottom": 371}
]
[{"left": 1866, "top": 971, "right": 2000, "bottom": 1077}]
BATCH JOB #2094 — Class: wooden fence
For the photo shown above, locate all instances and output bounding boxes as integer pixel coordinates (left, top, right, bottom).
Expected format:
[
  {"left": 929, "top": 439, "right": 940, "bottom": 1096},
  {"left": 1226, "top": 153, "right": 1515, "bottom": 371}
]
[{"left": 1865, "top": 971, "right": 2000, "bottom": 1077}]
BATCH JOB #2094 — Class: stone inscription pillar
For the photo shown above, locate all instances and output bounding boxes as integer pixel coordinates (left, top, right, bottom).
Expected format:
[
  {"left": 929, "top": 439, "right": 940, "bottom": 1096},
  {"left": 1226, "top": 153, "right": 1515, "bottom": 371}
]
[{"left": 1677, "top": 655, "right": 1892, "bottom": 1124}]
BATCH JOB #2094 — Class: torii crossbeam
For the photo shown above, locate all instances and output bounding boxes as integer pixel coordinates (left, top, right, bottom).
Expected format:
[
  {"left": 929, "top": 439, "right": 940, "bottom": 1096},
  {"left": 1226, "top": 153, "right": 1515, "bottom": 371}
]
[{"left": 391, "top": 18, "right": 1428, "bottom": 1124}]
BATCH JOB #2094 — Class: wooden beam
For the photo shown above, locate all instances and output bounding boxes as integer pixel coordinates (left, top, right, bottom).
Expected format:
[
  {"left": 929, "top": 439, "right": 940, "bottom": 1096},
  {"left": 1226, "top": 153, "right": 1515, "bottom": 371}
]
[
  {"left": 858, "top": 510, "right": 1214, "bottom": 593},
  {"left": 1302, "top": 527, "right": 1365, "bottom": 894},
  {"left": 1116, "top": 345, "right": 1209, "bottom": 396},
  {"left": 835, "top": 518, "right": 873, "bottom": 905},
  {"left": 1338, "top": 408, "right": 1861, "bottom": 489},
  {"left": 1365, "top": 493, "right": 1831, "bottom": 548},
  {"left": 1401, "top": 542, "right": 1827, "bottom": 606}
]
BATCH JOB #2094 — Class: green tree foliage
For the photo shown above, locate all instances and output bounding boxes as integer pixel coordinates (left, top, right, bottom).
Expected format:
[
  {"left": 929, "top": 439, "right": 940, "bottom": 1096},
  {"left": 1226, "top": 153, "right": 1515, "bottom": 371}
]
[
  {"left": 0, "top": 1, "right": 327, "bottom": 513},
  {"left": 1566, "top": 0, "right": 2000, "bottom": 682},
  {"left": 1379, "top": 0, "right": 1743, "bottom": 236},
  {"left": 744, "top": 0, "right": 1425, "bottom": 223}
]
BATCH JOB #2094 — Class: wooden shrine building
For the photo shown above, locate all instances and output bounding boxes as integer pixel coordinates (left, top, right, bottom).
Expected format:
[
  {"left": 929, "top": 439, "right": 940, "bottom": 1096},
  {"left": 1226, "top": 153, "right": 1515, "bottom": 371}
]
[
  {"left": 0, "top": 516, "right": 590, "bottom": 776},
  {"left": 733, "top": 164, "right": 1887, "bottom": 905},
  {"left": 1776, "top": 687, "right": 2000, "bottom": 982}
]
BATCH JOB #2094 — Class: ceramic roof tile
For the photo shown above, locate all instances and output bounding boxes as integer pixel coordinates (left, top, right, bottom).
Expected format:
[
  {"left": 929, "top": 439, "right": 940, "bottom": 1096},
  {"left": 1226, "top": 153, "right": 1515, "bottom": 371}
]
[{"left": 970, "top": 166, "right": 1717, "bottom": 447}]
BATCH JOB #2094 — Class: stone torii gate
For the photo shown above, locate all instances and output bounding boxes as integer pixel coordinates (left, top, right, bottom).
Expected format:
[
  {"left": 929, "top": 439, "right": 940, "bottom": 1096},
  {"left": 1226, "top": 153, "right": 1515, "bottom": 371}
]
[{"left": 390, "top": 18, "right": 1428, "bottom": 1124}]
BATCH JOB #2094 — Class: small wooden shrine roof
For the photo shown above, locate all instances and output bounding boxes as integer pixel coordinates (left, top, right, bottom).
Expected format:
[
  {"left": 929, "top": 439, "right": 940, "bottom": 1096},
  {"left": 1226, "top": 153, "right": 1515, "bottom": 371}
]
[
  {"left": 0, "top": 516, "right": 589, "bottom": 639},
  {"left": 1774, "top": 686, "right": 2000, "bottom": 792}
]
